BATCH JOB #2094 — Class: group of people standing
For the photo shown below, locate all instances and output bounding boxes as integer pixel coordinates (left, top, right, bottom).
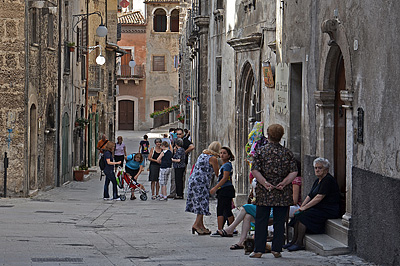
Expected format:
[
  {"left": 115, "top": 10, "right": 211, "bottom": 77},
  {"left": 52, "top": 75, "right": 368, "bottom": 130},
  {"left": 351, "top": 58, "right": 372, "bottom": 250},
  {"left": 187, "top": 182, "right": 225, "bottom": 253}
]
[
  {"left": 148, "top": 128, "right": 194, "bottom": 200},
  {"left": 184, "top": 124, "right": 341, "bottom": 260},
  {"left": 98, "top": 128, "right": 195, "bottom": 202}
]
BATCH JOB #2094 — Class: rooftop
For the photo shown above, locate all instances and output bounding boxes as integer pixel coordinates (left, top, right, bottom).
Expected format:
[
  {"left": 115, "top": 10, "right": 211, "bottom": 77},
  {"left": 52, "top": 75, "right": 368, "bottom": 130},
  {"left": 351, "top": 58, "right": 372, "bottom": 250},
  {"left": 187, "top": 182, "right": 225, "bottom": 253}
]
[{"left": 117, "top": 11, "right": 145, "bottom": 25}]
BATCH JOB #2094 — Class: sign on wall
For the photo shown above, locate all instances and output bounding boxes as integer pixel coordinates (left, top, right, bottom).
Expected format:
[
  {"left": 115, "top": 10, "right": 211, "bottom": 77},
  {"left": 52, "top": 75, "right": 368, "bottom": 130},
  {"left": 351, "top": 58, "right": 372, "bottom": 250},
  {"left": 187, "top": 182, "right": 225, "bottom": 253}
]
[
  {"left": 274, "top": 63, "right": 289, "bottom": 114},
  {"left": 262, "top": 61, "right": 275, "bottom": 88}
]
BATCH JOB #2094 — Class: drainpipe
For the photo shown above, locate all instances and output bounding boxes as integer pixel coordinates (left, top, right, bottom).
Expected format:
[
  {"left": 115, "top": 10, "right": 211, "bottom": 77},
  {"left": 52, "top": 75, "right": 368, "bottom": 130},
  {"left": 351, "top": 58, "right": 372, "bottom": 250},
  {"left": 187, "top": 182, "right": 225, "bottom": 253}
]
[{"left": 56, "top": 0, "right": 63, "bottom": 187}]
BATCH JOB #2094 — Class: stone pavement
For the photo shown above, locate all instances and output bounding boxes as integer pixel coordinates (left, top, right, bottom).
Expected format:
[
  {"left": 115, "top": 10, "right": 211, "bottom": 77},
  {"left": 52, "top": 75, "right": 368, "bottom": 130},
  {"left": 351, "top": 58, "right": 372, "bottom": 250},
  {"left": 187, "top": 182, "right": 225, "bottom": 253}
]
[{"left": 0, "top": 129, "right": 377, "bottom": 266}]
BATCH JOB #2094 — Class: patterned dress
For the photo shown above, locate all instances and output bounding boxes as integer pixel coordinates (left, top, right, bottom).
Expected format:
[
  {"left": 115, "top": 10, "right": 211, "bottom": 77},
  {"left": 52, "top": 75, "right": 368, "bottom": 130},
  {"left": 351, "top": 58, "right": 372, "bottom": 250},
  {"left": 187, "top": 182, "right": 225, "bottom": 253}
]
[{"left": 185, "top": 153, "right": 214, "bottom": 215}]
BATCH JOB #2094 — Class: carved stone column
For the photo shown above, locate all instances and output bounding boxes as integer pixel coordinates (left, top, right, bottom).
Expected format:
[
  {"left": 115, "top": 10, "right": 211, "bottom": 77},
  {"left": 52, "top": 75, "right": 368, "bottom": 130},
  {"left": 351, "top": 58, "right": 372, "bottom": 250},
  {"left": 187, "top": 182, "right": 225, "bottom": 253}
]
[
  {"left": 314, "top": 90, "right": 335, "bottom": 163},
  {"left": 166, "top": 15, "right": 170, "bottom": 32},
  {"left": 340, "top": 90, "right": 354, "bottom": 228},
  {"left": 194, "top": 16, "right": 210, "bottom": 151}
]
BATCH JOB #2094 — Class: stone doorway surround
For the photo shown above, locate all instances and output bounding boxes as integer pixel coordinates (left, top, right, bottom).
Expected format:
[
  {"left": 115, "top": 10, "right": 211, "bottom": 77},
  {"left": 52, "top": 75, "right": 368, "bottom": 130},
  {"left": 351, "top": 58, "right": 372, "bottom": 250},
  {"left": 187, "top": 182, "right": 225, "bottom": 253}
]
[
  {"left": 227, "top": 33, "right": 262, "bottom": 204},
  {"left": 317, "top": 18, "right": 354, "bottom": 228}
]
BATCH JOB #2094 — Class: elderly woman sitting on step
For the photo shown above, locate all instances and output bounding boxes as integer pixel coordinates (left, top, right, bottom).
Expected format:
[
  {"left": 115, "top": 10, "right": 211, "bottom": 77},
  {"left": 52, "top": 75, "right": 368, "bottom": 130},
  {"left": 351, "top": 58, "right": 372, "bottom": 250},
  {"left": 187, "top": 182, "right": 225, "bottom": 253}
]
[{"left": 284, "top": 157, "right": 341, "bottom": 252}]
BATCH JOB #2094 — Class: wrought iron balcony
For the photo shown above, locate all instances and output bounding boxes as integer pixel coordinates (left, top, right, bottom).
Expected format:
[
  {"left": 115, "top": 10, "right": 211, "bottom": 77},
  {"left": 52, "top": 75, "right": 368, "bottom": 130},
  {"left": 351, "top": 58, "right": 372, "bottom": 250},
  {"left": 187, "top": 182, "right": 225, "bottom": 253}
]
[{"left": 118, "top": 64, "right": 145, "bottom": 79}]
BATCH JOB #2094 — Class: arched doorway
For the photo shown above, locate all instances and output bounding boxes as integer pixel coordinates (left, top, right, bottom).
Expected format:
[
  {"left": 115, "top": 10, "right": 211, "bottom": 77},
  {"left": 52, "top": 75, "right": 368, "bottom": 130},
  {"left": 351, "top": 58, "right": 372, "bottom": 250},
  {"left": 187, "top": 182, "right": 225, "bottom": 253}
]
[
  {"left": 28, "top": 104, "right": 38, "bottom": 192},
  {"left": 334, "top": 54, "right": 346, "bottom": 215},
  {"left": 61, "top": 113, "right": 70, "bottom": 184},
  {"left": 236, "top": 62, "right": 260, "bottom": 195}
]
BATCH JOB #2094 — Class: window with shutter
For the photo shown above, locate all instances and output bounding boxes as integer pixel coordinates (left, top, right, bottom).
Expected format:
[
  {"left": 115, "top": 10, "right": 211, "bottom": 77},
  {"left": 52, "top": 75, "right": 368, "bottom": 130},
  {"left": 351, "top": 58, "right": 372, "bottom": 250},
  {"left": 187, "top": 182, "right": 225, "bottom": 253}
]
[
  {"left": 170, "top": 9, "right": 179, "bottom": 32},
  {"left": 153, "top": 9, "right": 167, "bottom": 32},
  {"left": 153, "top": 56, "right": 165, "bottom": 71}
]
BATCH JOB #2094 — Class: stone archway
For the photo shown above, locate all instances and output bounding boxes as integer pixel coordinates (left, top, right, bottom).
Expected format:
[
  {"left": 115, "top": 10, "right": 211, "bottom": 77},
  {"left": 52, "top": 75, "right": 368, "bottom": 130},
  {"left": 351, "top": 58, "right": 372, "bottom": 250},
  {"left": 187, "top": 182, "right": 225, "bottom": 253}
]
[
  {"left": 236, "top": 62, "right": 260, "bottom": 197},
  {"left": 317, "top": 18, "right": 354, "bottom": 227}
]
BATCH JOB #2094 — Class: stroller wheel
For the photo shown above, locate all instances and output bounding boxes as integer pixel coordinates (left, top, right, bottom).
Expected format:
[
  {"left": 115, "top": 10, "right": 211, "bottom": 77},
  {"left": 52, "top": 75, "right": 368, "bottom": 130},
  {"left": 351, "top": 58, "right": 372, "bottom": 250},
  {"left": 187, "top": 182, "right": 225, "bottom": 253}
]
[
  {"left": 140, "top": 193, "right": 147, "bottom": 201},
  {"left": 120, "top": 195, "right": 126, "bottom": 201}
]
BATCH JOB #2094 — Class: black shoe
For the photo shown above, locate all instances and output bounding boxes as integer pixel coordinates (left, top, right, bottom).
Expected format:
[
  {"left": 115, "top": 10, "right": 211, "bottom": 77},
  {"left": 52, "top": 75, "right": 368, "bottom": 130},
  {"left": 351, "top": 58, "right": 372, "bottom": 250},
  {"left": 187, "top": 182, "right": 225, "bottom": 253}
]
[
  {"left": 282, "top": 242, "right": 293, "bottom": 249},
  {"left": 174, "top": 196, "right": 184, "bottom": 199},
  {"left": 233, "top": 229, "right": 238, "bottom": 235},
  {"left": 287, "top": 244, "right": 305, "bottom": 252}
]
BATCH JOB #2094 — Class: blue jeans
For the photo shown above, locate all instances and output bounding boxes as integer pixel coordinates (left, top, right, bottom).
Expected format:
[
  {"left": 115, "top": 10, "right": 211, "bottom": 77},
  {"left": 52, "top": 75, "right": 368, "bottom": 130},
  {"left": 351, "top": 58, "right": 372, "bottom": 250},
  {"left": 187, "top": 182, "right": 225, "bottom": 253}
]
[
  {"left": 254, "top": 205, "right": 288, "bottom": 253},
  {"left": 103, "top": 170, "right": 118, "bottom": 199}
]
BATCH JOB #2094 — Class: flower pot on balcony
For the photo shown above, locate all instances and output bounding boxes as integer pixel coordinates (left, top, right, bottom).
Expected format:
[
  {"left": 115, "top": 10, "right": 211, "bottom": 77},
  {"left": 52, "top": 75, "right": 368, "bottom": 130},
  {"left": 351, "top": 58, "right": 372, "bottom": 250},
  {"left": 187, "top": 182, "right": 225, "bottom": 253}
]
[
  {"left": 74, "top": 170, "right": 85, "bottom": 181},
  {"left": 69, "top": 46, "right": 75, "bottom": 52}
]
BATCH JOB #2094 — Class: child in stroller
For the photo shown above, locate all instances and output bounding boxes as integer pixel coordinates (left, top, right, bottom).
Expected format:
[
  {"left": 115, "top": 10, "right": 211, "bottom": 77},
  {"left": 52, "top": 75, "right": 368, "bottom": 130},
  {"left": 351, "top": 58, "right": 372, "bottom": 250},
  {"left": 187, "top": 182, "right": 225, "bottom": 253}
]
[{"left": 116, "top": 167, "right": 147, "bottom": 201}]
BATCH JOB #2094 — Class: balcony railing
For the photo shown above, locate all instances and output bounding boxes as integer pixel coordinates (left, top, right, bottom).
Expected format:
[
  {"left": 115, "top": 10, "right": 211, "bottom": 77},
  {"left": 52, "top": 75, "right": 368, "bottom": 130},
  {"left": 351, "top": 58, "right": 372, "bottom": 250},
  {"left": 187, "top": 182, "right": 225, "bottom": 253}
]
[{"left": 119, "top": 64, "right": 145, "bottom": 79}]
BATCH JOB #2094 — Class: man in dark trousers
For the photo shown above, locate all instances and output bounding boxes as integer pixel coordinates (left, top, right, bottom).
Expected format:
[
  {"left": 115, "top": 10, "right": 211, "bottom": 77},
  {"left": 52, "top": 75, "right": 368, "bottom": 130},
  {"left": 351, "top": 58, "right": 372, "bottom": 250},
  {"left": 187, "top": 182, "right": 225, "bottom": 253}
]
[{"left": 168, "top": 128, "right": 195, "bottom": 198}]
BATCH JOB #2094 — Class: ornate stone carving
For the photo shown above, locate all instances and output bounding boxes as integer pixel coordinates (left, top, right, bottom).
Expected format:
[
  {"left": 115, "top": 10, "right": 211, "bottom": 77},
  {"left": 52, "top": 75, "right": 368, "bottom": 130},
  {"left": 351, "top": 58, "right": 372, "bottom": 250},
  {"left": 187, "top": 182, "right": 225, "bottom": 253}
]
[
  {"left": 213, "top": 9, "right": 223, "bottom": 22},
  {"left": 321, "top": 19, "right": 338, "bottom": 46},
  {"left": 227, "top": 33, "right": 262, "bottom": 52}
]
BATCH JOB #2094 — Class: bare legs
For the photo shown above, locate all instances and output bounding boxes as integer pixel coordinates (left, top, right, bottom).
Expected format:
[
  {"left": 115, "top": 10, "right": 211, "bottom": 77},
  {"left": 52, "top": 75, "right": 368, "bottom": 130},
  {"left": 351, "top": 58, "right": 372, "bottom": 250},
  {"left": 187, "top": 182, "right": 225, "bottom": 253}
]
[
  {"left": 193, "top": 214, "right": 206, "bottom": 230},
  {"left": 224, "top": 208, "right": 247, "bottom": 234},
  {"left": 217, "top": 215, "right": 235, "bottom": 230},
  {"left": 223, "top": 208, "right": 255, "bottom": 247},
  {"left": 150, "top": 181, "right": 160, "bottom": 197}
]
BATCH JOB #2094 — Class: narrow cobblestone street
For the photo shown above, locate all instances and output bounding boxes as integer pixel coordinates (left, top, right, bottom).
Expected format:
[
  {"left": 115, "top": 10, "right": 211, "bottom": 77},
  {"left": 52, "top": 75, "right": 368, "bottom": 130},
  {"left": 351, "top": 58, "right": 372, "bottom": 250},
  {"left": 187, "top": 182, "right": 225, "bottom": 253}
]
[{"left": 0, "top": 130, "right": 376, "bottom": 266}]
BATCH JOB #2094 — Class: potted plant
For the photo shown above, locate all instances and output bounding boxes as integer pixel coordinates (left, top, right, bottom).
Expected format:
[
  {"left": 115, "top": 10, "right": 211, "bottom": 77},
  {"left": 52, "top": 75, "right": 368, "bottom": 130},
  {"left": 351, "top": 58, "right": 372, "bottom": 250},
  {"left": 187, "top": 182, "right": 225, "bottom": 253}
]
[
  {"left": 177, "top": 113, "right": 185, "bottom": 123},
  {"left": 73, "top": 164, "right": 89, "bottom": 181},
  {"left": 75, "top": 117, "right": 89, "bottom": 128},
  {"left": 67, "top": 42, "right": 75, "bottom": 52}
]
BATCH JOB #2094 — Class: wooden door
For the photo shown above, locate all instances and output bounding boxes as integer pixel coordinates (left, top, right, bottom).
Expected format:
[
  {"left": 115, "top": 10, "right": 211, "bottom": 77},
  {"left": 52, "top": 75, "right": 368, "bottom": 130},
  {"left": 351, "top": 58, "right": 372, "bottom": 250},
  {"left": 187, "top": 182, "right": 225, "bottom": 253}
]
[
  {"left": 119, "top": 100, "right": 134, "bottom": 130},
  {"left": 334, "top": 56, "right": 346, "bottom": 215},
  {"left": 154, "top": 100, "right": 169, "bottom": 128}
]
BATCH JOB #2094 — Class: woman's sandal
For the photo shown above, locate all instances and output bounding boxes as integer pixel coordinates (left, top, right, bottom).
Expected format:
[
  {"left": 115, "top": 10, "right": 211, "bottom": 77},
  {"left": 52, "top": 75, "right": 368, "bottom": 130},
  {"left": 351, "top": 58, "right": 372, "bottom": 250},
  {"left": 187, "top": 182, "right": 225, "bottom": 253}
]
[
  {"left": 230, "top": 244, "right": 244, "bottom": 250},
  {"left": 221, "top": 229, "right": 233, "bottom": 237}
]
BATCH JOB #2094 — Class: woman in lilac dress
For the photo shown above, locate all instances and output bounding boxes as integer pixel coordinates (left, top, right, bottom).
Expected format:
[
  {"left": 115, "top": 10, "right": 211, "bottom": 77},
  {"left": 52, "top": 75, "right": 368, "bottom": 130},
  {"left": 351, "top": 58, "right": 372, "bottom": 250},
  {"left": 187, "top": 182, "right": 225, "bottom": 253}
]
[{"left": 185, "top": 141, "right": 221, "bottom": 235}]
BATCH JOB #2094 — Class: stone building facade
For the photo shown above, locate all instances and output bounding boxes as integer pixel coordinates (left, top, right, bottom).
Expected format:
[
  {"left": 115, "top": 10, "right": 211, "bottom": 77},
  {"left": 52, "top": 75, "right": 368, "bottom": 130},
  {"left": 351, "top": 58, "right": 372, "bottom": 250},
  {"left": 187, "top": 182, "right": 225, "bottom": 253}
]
[
  {"left": 0, "top": 0, "right": 120, "bottom": 196},
  {"left": 180, "top": 0, "right": 400, "bottom": 265},
  {"left": 116, "top": 11, "right": 147, "bottom": 131},
  {"left": 144, "top": 0, "right": 181, "bottom": 129}
]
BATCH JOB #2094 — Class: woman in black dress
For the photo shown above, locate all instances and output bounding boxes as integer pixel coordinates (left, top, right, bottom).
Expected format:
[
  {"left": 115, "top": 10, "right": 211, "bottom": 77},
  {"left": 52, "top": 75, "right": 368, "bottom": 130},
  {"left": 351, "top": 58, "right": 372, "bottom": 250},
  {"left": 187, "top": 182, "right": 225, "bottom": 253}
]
[
  {"left": 148, "top": 138, "right": 162, "bottom": 200},
  {"left": 285, "top": 157, "right": 340, "bottom": 251}
]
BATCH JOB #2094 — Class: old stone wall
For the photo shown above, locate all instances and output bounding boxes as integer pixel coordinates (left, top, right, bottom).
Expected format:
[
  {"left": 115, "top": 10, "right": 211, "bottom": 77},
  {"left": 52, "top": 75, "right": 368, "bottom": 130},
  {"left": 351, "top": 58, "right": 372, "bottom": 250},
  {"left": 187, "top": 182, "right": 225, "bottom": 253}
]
[
  {"left": 0, "top": 1, "right": 27, "bottom": 196},
  {"left": 145, "top": 3, "right": 180, "bottom": 129}
]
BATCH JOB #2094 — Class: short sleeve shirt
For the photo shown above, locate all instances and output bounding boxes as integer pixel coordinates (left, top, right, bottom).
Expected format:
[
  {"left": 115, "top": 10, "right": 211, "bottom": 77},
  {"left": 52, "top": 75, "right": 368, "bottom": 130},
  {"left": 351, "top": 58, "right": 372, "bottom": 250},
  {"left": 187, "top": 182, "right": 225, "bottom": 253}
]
[
  {"left": 140, "top": 140, "right": 150, "bottom": 154},
  {"left": 103, "top": 150, "right": 114, "bottom": 172},
  {"left": 125, "top": 154, "right": 145, "bottom": 170},
  {"left": 218, "top": 162, "right": 233, "bottom": 189},
  {"left": 251, "top": 142, "right": 297, "bottom": 206},
  {"left": 308, "top": 173, "right": 340, "bottom": 205},
  {"left": 182, "top": 136, "right": 193, "bottom": 164},
  {"left": 173, "top": 147, "right": 186, "bottom": 168}
]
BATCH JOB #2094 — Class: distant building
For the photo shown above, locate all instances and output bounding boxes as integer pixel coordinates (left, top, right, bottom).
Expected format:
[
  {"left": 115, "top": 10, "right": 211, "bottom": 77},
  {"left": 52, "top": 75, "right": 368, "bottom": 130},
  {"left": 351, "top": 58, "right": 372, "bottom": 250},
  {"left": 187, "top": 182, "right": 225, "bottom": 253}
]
[
  {"left": 116, "top": 11, "right": 147, "bottom": 130},
  {"left": 144, "top": 0, "right": 181, "bottom": 129}
]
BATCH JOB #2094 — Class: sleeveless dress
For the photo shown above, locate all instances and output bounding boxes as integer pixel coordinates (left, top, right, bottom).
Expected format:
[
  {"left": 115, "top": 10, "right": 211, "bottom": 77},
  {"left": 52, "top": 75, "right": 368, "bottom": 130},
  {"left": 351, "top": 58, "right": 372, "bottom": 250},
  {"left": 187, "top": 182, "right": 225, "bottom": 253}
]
[
  {"left": 148, "top": 149, "right": 161, "bottom": 182},
  {"left": 185, "top": 153, "right": 214, "bottom": 215}
]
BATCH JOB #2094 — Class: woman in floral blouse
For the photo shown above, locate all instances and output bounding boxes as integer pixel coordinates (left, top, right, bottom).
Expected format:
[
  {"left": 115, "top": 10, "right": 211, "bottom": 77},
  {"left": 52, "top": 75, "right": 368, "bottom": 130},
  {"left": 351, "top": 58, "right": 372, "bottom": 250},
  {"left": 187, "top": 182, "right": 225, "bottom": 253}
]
[
  {"left": 173, "top": 138, "right": 186, "bottom": 199},
  {"left": 250, "top": 124, "right": 298, "bottom": 259}
]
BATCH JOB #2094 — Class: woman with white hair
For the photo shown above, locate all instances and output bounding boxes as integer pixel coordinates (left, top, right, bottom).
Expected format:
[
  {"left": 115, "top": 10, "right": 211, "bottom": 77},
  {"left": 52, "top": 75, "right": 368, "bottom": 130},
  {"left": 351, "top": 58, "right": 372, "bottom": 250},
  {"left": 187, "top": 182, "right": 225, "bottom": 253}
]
[{"left": 285, "top": 157, "right": 341, "bottom": 252}]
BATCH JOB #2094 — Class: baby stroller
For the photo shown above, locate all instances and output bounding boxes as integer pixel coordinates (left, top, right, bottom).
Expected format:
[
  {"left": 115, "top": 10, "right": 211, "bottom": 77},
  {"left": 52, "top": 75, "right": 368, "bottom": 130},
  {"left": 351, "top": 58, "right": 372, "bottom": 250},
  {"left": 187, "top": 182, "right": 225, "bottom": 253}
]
[{"left": 116, "top": 167, "right": 147, "bottom": 201}]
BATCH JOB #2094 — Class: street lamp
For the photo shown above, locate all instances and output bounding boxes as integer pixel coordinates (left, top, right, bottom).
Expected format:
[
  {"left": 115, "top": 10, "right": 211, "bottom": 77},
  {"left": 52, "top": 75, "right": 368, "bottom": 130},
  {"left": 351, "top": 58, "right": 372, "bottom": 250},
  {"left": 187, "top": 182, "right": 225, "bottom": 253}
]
[
  {"left": 89, "top": 45, "right": 106, "bottom": 65},
  {"left": 129, "top": 59, "right": 136, "bottom": 68},
  {"left": 73, "top": 11, "right": 108, "bottom": 37}
]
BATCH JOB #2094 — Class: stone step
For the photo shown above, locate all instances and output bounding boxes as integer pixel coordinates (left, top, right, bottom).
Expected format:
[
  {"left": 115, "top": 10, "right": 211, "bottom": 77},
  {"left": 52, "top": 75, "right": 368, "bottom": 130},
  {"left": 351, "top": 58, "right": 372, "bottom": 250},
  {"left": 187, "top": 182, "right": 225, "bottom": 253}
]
[
  {"left": 305, "top": 233, "right": 350, "bottom": 256},
  {"left": 325, "top": 218, "right": 349, "bottom": 246}
]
